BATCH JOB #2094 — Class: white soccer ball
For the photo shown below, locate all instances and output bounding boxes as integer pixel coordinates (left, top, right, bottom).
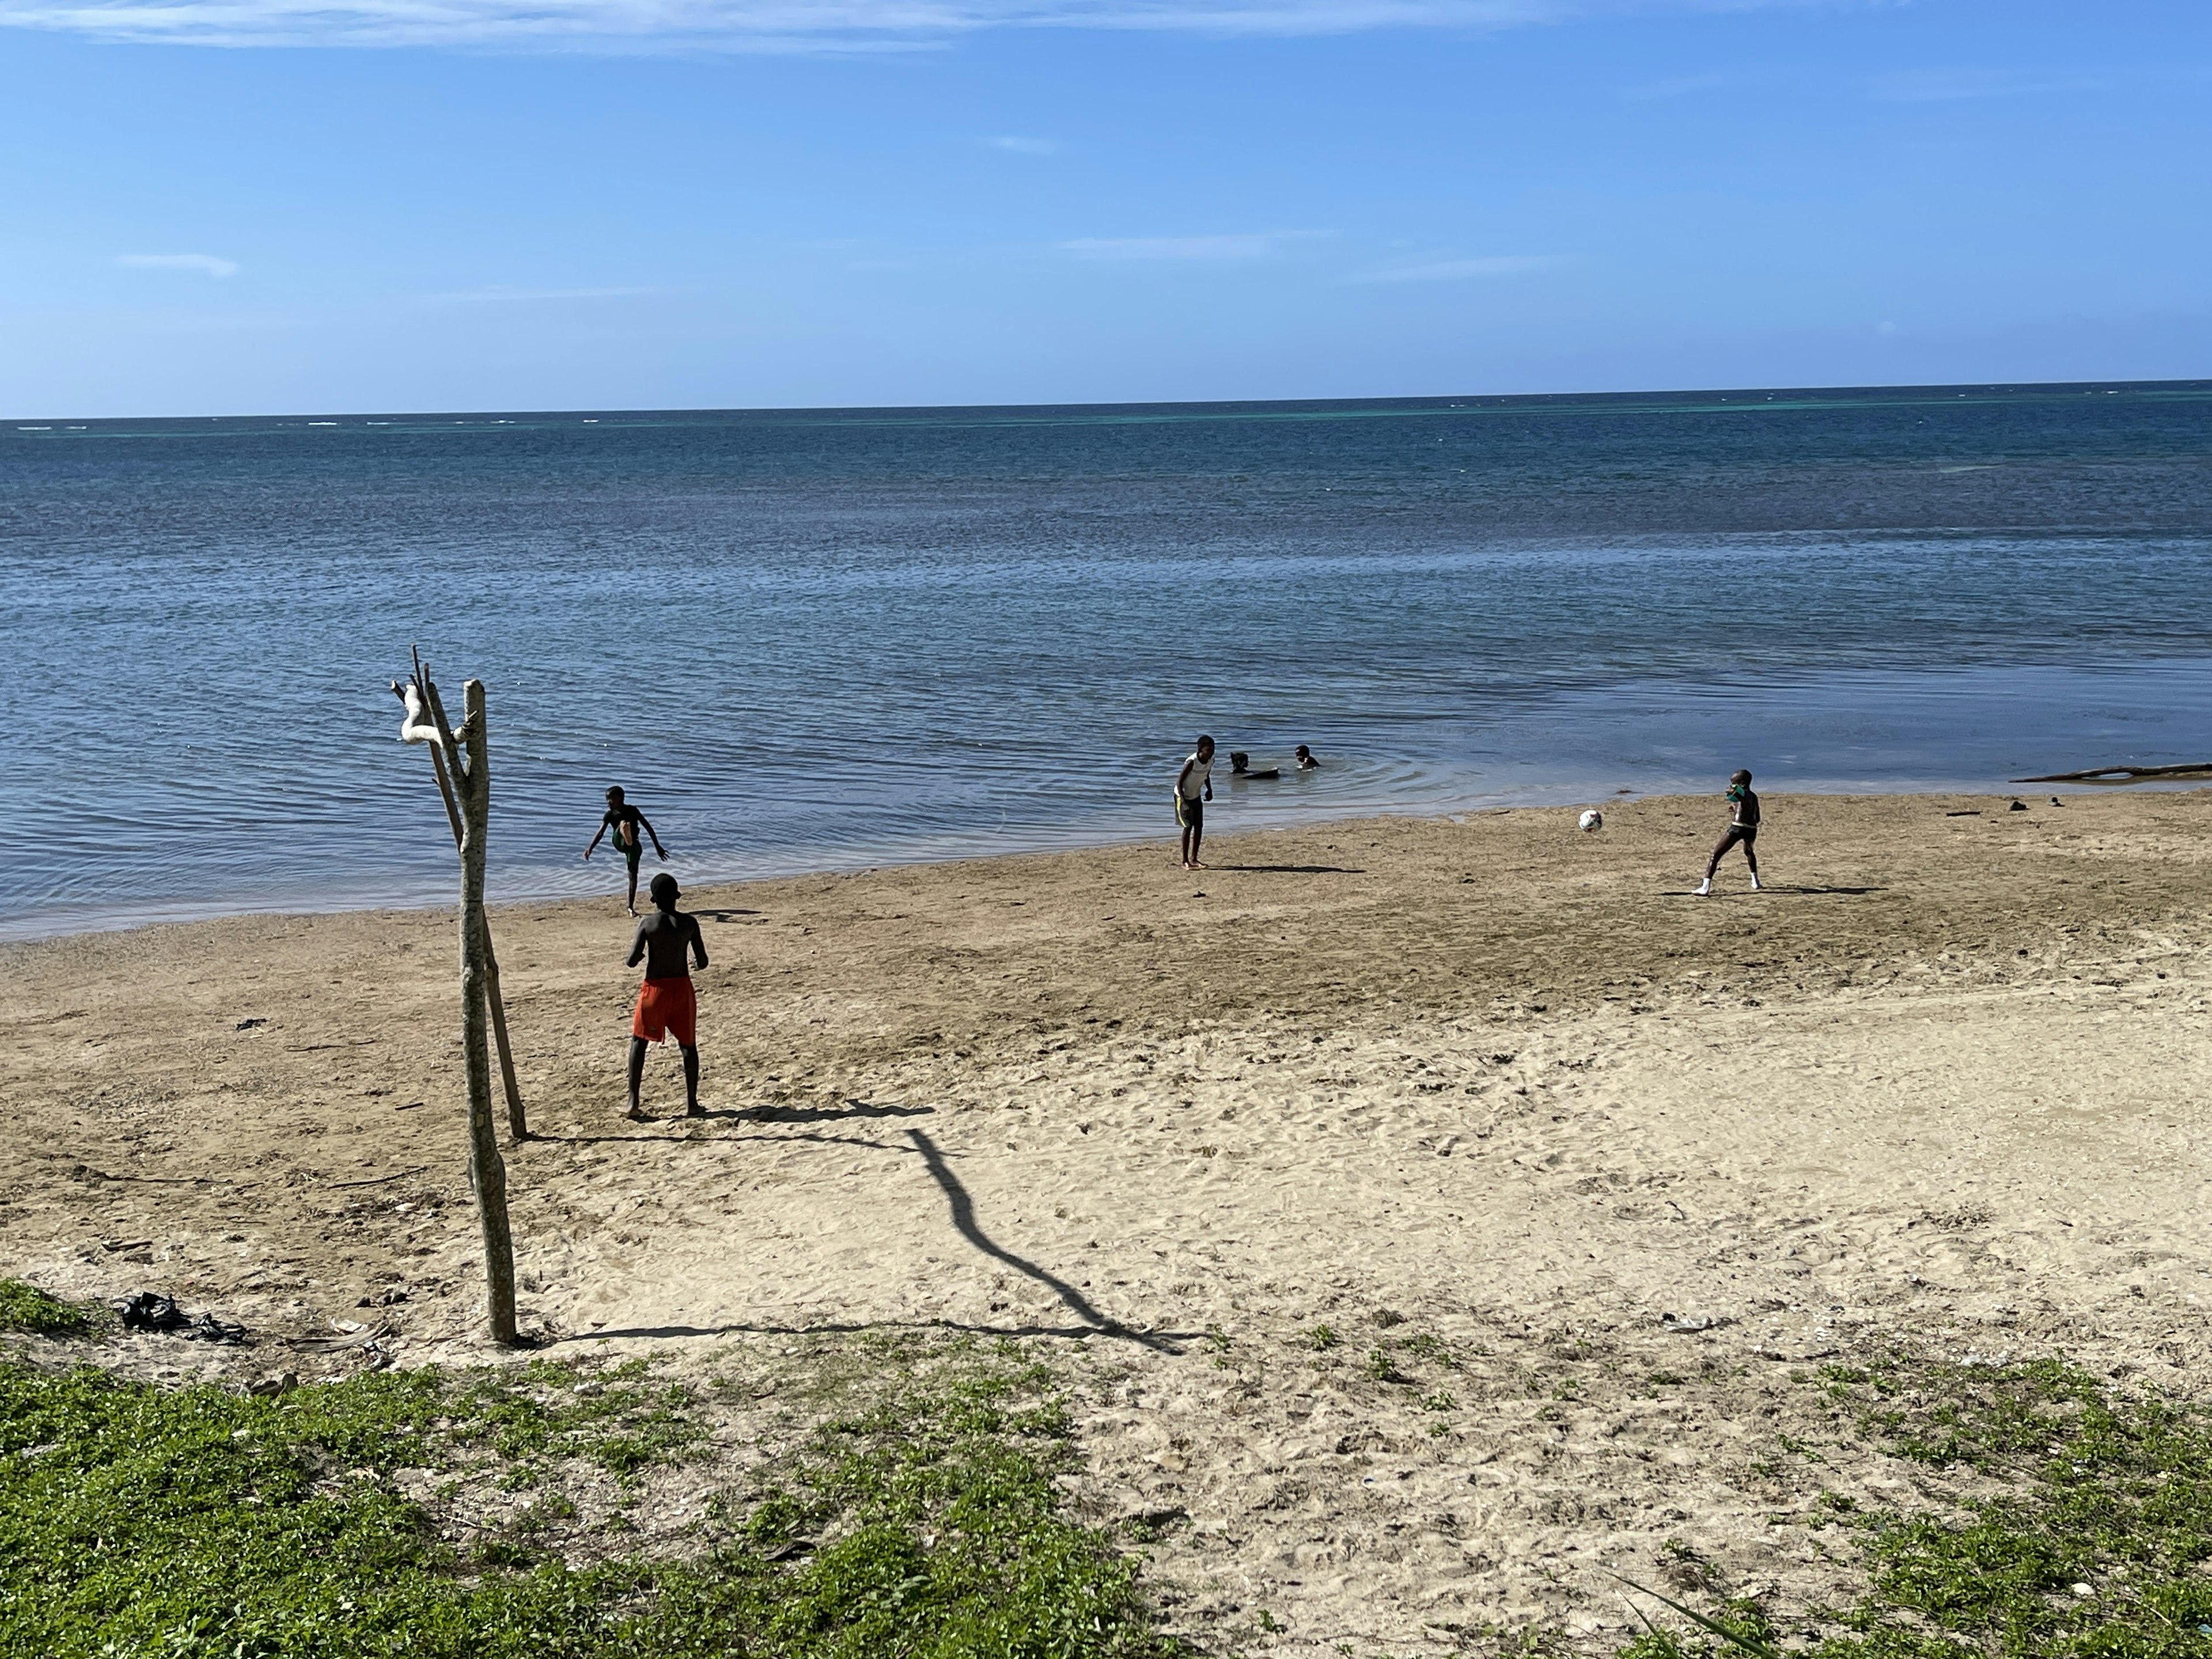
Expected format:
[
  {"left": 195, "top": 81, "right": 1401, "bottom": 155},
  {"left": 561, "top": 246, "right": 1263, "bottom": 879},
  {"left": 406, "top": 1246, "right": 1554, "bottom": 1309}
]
[{"left": 1578, "top": 809, "right": 1604, "bottom": 834}]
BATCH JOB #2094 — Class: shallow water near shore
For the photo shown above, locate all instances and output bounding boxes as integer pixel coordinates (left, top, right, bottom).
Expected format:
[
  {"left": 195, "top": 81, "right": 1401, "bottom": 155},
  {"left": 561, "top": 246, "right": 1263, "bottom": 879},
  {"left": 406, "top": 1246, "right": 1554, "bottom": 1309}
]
[{"left": 5, "top": 380, "right": 2209, "bottom": 939}]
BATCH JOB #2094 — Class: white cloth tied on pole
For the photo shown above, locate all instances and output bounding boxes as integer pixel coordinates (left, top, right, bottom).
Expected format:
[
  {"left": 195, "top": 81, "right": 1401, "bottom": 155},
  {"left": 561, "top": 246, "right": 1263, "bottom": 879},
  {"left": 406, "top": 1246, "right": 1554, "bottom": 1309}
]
[{"left": 395, "top": 680, "right": 440, "bottom": 745}]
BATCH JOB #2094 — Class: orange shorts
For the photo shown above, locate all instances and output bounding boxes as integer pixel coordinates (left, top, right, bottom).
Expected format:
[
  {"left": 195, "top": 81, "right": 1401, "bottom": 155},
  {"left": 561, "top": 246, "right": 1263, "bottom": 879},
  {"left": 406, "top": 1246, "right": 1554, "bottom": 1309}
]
[{"left": 631, "top": 977, "right": 697, "bottom": 1047}]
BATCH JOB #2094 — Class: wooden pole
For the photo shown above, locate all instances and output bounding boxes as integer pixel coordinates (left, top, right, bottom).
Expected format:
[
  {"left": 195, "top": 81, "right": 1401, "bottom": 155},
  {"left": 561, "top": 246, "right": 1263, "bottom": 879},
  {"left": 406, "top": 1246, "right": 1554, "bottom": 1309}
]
[
  {"left": 480, "top": 938, "right": 528, "bottom": 1142},
  {"left": 422, "top": 739, "right": 528, "bottom": 1141},
  {"left": 423, "top": 738, "right": 465, "bottom": 848},
  {"left": 420, "top": 670, "right": 520, "bottom": 1347}
]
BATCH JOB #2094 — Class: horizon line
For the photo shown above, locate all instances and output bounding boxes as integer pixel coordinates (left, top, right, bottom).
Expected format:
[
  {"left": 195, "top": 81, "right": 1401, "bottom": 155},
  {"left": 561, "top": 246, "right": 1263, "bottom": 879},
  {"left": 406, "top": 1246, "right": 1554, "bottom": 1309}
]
[{"left": 9, "top": 376, "right": 2211, "bottom": 429}]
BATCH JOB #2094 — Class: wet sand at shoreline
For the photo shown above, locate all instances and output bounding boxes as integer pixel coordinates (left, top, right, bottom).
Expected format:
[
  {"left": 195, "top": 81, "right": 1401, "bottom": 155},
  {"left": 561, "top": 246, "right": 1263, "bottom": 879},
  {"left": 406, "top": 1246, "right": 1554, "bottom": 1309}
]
[{"left": 5, "top": 788, "right": 2210, "bottom": 1653}]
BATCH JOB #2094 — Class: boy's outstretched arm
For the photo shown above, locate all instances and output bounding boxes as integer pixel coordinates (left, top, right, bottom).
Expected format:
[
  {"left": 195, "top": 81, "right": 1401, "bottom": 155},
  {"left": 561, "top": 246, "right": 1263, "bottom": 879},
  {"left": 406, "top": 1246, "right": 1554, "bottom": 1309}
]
[
  {"left": 637, "top": 811, "right": 669, "bottom": 858},
  {"left": 584, "top": 822, "right": 607, "bottom": 861}
]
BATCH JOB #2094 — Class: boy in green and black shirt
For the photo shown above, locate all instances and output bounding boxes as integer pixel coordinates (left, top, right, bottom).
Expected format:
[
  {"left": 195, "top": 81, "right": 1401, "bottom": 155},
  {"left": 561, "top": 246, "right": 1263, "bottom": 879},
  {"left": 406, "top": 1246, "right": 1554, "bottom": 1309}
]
[
  {"left": 584, "top": 785, "right": 669, "bottom": 916},
  {"left": 1695, "top": 769, "right": 1761, "bottom": 896}
]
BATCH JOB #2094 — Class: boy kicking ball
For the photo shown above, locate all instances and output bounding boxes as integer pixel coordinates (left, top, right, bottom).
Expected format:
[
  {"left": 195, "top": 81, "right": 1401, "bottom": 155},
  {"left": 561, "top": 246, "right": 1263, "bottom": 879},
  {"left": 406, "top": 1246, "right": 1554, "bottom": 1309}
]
[
  {"left": 1695, "top": 768, "right": 1762, "bottom": 896},
  {"left": 585, "top": 785, "right": 669, "bottom": 916}
]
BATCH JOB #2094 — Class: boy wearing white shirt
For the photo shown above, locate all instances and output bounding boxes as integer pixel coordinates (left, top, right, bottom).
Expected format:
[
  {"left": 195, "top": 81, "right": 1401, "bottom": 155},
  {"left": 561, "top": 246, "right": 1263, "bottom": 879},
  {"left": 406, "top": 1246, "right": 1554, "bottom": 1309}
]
[{"left": 1175, "top": 735, "right": 1215, "bottom": 870}]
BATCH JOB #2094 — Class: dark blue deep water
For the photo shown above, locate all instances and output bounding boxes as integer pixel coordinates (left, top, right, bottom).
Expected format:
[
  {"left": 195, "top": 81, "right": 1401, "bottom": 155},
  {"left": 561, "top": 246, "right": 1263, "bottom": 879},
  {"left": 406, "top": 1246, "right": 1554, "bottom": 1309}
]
[{"left": 4, "top": 381, "right": 2209, "bottom": 937}]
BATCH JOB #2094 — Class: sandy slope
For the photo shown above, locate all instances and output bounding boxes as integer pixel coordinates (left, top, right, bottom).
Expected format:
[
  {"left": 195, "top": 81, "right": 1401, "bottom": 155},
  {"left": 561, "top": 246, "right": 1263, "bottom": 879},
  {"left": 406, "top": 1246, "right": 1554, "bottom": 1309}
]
[{"left": 4, "top": 788, "right": 2210, "bottom": 1652}]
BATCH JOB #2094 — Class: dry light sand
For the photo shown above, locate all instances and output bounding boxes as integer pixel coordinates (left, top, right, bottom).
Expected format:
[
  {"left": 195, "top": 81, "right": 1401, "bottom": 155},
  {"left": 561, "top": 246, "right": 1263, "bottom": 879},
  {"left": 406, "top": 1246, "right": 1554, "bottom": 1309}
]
[{"left": 5, "top": 789, "right": 2211, "bottom": 1653}]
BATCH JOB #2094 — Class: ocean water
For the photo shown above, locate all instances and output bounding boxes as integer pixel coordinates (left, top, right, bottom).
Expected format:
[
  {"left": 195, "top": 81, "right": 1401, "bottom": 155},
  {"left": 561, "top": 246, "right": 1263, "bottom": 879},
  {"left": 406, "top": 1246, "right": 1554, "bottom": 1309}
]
[{"left": 4, "top": 381, "right": 2210, "bottom": 940}]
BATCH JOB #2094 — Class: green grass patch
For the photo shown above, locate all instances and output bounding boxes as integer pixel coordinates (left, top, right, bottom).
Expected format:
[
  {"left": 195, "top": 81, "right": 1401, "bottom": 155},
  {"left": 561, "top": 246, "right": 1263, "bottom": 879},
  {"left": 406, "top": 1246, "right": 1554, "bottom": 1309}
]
[
  {"left": 1617, "top": 1353, "right": 2212, "bottom": 1658},
  {"left": 709, "top": 1349, "right": 1167, "bottom": 1656},
  {"left": 0, "top": 1341, "right": 1174, "bottom": 1658},
  {"left": 0, "top": 1281, "right": 100, "bottom": 1338},
  {"left": 1618, "top": 1596, "right": 1785, "bottom": 1659},
  {"left": 1397, "top": 1332, "right": 1458, "bottom": 1369}
]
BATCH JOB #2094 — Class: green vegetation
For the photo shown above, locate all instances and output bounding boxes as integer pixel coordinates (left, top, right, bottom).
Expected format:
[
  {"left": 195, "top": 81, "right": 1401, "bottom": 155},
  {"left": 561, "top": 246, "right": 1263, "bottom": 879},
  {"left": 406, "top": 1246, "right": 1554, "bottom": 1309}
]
[
  {"left": 1617, "top": 1354, "right": 2212, "bottom": 1658},
  {"left": 0, "top": 1280, "right": 100, "bottom": 1338},
  {"left": 0, "top": 1340, "right": 1174, "bottom": 1658},
  {"left": 1619, "top": 1592, "right": 1785, "bottom": 1659},
  {"left": 1397, "top": 1332, "right": 1458, "bottom": 1369}
]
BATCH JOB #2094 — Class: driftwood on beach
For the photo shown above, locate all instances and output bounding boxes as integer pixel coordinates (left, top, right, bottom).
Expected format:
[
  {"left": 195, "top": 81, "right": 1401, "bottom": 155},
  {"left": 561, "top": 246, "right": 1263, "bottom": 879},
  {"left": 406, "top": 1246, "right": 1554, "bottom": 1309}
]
[{"left": 2012, "top": 762, "right": 2212, "bottom": 783}]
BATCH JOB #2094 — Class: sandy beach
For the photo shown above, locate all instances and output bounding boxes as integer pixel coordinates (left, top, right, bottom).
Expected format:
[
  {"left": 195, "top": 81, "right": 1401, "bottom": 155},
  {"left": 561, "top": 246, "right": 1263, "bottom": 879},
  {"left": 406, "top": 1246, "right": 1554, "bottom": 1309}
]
[{"left": 5, "top": 787, "right": 2210, "bottom": 1653}]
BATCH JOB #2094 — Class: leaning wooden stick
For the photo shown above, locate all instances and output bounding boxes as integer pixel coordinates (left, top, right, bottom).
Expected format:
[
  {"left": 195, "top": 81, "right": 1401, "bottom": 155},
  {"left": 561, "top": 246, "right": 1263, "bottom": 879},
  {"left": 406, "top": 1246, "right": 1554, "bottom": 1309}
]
[
  {"left": 394, "top": 668, "right": 527, "bottom": 1141},
  {"left": 2012, "top": 761, "right": 2212, "bottom": 783},
  {"left": 393, "top": 655, "right": 521, "bottom": 1348}
]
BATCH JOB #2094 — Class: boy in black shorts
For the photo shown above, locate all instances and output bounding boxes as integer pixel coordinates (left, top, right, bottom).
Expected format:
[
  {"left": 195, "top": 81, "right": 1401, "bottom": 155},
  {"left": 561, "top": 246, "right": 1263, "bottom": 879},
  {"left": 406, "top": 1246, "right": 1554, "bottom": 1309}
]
[
  {"left": 1695, "top": 768, "right": 1762, "bottom": 896},
  {"left": 584, "top": 785, "right": 668, "bottom": 916},
  {"left": 1175, "top": 736, "right": 1215, "bottom": 870}
]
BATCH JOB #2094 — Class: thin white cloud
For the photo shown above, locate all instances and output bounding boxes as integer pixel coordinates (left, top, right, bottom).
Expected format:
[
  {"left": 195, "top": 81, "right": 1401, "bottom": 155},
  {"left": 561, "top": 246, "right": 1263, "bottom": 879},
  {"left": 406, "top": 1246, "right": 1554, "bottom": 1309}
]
[
  {"left": 423, "top": 284, "right": 656, "bottom": 302},
  {"left": 117, "top": 252, "right": 240, "bottom": 277},
  {"left": 1870, "top": 67, "right": 2089, "bottom": 103},
  {"left": 0, "top": 0, "right": 1800, "bottom": 52},
  {"left": 986, "top": 134, "right": 1058, "bottom": 153},
  {"left": 1352, "top": 254, "right": 1559, "bottom": 282},
  {"left": 1622, "top": 70, "right": 1728, "bottom": 100},
  {"left": 1058, "top": 230, "right": 1325, "bottom": 260}
]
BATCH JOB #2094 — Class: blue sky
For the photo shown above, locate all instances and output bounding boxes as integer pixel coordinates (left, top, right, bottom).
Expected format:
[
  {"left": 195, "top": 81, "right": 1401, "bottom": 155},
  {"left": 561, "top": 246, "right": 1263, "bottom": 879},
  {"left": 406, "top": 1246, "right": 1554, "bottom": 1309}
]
[{"left": 1, "top": 0, "right": 2206, "bottom": 416}]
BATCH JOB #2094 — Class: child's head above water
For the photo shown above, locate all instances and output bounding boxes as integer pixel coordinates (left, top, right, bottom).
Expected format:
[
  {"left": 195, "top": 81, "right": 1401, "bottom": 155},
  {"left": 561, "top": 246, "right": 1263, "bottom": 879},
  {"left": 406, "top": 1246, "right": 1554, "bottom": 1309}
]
[{"left": 1229, "top": 751, "right": 1250, "bottom": 772}]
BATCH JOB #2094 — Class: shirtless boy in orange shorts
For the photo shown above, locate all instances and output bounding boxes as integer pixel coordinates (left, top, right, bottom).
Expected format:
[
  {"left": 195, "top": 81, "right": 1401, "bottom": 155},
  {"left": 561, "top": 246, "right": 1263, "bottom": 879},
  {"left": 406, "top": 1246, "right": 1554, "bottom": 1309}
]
[{"left": 626, "top": 872, "right": 707, "bottom": 1120}]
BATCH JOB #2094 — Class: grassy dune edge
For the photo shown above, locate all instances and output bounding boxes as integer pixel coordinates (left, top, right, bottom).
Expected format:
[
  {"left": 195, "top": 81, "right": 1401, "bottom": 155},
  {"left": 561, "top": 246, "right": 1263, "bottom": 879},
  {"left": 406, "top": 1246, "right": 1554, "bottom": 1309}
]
[
  {"left": 0, "top": 1317, "right": 1172, "bottom": 1659},
  {"left": 9, "top": 1294, "right": 2212, "bottom": 1657}
]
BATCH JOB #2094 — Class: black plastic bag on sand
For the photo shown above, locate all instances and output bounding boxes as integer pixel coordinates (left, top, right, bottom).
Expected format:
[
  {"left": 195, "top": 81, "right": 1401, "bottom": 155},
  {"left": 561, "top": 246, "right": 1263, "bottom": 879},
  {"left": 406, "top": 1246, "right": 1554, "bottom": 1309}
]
[
  {"left": 116, "top": 1291, "right": 248, "bottom": 1344},
  {"left": 117, "top": 1291, "right": 185, "bottom": 1331}
]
